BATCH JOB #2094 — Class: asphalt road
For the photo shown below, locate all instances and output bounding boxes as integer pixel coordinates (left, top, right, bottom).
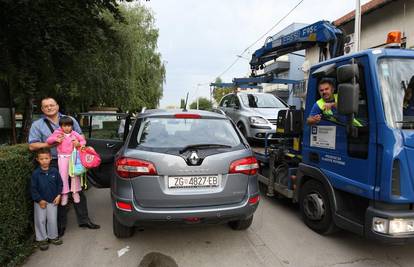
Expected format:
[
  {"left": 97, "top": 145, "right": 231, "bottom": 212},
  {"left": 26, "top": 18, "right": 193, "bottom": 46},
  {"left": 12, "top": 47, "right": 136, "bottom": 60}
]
[{"left": 25, "top": 186, "right": 414, "bottom": 267}]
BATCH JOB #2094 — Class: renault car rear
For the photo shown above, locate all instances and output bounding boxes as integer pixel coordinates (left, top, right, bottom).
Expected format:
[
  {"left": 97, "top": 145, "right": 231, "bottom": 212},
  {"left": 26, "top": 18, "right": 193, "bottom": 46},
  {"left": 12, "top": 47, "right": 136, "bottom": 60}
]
[{"left": 111, "top": 110, "right": 259, "bottom": 238}]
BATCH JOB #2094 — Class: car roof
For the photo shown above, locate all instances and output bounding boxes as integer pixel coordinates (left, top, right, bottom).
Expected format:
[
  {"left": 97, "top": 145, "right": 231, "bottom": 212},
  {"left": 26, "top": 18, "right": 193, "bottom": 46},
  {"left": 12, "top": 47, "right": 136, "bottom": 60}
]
[{"left": 137, "top": 109, "right": 227, "bottom": 119}]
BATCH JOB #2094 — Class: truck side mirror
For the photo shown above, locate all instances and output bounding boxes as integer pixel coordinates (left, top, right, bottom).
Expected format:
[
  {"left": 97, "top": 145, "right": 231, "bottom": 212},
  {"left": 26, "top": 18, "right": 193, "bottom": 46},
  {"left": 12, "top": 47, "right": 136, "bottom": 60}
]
[{"left": 337, "top": 64, "right": 359, "bottom": 115}]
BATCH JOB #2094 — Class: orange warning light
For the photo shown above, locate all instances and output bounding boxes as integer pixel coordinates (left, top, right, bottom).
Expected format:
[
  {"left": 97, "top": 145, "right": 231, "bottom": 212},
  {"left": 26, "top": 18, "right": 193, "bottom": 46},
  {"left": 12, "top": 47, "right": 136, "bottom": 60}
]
[{"left": 386, "top": 31, "right": 402, "bottom": 44}]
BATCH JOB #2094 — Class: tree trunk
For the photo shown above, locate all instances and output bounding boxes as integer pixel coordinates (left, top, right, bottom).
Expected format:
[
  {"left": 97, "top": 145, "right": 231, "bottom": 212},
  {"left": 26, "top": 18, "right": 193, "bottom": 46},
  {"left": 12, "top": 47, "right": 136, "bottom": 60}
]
[{"left": 18, "top": 95, "right": 34, "bottom": 143}]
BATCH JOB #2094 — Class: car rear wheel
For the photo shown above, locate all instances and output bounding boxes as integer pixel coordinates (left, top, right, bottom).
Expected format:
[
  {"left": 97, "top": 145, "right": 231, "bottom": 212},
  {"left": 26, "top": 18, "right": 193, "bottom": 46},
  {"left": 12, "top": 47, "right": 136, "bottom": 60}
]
[
  {"left": 113, "top": 214, "right": 134, "bottom": 238},
  {"left": 228, "top": 216, "right": 253, "bottom": 230}
]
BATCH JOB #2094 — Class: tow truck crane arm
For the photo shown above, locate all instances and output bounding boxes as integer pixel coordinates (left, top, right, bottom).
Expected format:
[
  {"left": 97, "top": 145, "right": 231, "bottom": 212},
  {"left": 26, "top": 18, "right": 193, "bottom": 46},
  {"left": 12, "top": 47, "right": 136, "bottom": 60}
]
[{"left": 250, "top": 20, "right": 344, "bottom": 71}]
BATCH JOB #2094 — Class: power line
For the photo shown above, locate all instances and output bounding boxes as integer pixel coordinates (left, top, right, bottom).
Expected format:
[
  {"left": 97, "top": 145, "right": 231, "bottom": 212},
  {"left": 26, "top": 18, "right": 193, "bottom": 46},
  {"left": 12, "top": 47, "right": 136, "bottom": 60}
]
[
  {"left": 241, "top": 0, "right": 304, "bottom": 56},
  {"left": 214, "top": 0, "right": 304, "bottom": 80}
]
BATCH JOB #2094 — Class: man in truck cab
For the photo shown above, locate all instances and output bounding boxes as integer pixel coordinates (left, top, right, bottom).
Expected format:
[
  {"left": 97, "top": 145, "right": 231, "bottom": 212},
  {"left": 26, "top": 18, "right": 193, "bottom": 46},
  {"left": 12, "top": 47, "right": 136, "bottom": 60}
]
[
  {"left": 307, "top": 78, "right": 363, "bottom": 126},
  {"left": 306, "top": 78, "right": 337, "bottom": 125}
]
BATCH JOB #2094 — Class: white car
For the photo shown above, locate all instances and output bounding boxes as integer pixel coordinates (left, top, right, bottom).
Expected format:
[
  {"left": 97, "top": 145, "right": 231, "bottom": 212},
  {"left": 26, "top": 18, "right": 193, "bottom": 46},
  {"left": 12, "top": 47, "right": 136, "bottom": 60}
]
[{"left": 218, "top": 92, "right": 288, "bottom": 141}]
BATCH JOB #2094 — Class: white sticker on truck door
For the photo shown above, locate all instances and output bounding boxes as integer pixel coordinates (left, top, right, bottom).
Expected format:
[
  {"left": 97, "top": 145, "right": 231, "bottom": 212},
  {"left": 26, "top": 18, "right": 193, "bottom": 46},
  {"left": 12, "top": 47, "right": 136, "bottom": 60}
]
[{"left": 310, "top": 126, "right": 336, "bottom": 149}]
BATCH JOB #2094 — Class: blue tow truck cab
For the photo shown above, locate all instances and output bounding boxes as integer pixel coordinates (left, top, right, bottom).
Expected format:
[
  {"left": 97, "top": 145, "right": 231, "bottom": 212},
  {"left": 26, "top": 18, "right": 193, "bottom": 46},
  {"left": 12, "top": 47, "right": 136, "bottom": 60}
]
[{"left": 255, "top": 48, "right": 414, "bottom": 243}]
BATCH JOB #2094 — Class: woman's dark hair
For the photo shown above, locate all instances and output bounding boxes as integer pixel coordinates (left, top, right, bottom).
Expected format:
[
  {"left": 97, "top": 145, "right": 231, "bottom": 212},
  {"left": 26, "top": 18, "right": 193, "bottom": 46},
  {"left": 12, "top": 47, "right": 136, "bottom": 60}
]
[{"left": 59, "top": 116, "right": 74, "bottom": 126}]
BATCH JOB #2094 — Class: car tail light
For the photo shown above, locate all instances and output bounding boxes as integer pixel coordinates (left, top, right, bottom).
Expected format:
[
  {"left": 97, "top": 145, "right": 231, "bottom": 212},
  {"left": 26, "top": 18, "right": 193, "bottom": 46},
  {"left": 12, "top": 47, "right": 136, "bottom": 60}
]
[
  {"left": 116, "top": 201, "right": 132, "bottom": 212},
  {"left": 229, "top": 156, "right": 259, "bottom": 175},
  {"left": 174, "top": 114, "right": 201, "bottom": 119},
  {"left": 249, "top": 195, "right": 260, "bottom": 205},
  {"left": 115, "top": 157, "right": 157, "bottom": 178}
]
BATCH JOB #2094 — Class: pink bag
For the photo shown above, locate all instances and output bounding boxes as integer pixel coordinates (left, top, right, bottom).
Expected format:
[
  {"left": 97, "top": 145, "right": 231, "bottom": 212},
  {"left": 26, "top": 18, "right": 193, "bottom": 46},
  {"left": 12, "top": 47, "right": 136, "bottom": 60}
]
[{"left": 79, "top": 146, "right": 101, "bottom": 169}]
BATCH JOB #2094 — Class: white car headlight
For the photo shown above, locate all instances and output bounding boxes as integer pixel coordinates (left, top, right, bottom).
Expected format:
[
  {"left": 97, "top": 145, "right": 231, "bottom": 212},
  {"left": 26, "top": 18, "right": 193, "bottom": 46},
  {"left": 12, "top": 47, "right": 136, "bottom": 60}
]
[{"left": 249, "top": 116, "right": 268, "bottom": 124}]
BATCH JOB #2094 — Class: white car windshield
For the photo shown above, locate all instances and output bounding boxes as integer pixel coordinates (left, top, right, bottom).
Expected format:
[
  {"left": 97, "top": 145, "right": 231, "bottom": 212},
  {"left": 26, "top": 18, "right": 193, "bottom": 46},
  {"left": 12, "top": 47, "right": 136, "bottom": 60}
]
[{"left": 239, "top": 94, "right": 286, "bottom": 108}]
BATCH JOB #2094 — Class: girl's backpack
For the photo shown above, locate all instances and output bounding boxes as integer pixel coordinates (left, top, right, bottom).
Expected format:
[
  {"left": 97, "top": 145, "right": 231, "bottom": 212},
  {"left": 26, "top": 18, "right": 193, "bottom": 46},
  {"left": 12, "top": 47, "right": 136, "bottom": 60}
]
[
  {"left": 69, "top": 148, "right": 86, "bottom": 176},
  {"left": 79, "top": 146, "right": 101, "bottom": 169}
]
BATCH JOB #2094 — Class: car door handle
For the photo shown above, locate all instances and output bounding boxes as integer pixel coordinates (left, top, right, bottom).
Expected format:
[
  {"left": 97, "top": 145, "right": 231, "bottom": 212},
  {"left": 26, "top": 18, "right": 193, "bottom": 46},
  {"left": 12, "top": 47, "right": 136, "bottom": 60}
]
[{"left": 106, "top": 143, "right": 116, "bottom": 148}]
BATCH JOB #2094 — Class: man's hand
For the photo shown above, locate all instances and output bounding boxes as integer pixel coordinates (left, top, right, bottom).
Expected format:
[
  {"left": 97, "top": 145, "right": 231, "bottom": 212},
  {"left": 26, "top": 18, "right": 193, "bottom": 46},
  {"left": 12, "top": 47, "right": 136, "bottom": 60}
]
[
  {"left": 307, "top": 114, "right": 322, "bottom": 125},
  {"left": 39, "top": 200, "right": 47, "bottom": 209},
  {"left": 323, "top": 102, "right": 336, "bottom": 110},
  {"left": 56, "top": 134, "right": 64, "bottom": 144},
  {"left": 53, "top": 195, "right": 61, "bottom": 205},
  {"left": 72, "top": 139, "right": 81, "bottom": 148}
]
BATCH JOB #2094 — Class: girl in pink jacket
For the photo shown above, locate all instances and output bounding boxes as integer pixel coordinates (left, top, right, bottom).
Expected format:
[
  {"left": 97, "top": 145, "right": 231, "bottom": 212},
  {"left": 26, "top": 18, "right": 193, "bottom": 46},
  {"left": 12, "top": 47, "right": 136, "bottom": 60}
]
[{"left": 47, "top": 116, "right": 86, "bottom": 205}]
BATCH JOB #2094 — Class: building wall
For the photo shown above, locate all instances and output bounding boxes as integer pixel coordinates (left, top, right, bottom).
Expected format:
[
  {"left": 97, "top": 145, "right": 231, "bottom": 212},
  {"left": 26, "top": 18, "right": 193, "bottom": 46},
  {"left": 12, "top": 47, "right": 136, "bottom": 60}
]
[{"left": 340, "top": 0, "right": 414, "bottom": 49}]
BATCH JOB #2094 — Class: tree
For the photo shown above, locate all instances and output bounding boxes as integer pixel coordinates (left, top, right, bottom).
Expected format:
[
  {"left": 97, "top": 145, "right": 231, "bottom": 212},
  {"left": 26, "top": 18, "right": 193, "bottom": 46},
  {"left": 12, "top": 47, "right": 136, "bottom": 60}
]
[
  {"left": 0, "top": 1, "right": 165, "bottom": 142},
  {"left": 212, "top": 77, "right": 234, "bottom": 104},
  {"left": 190, "top": 97, "right": 212, "bottom": 110}
]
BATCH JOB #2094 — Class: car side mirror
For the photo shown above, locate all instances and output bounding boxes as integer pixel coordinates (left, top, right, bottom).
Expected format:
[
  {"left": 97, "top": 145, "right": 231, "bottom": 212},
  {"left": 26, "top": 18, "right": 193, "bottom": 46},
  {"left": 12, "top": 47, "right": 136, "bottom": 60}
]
[{"left": 337, "top": 64, "right": 359, "bottom": 115}]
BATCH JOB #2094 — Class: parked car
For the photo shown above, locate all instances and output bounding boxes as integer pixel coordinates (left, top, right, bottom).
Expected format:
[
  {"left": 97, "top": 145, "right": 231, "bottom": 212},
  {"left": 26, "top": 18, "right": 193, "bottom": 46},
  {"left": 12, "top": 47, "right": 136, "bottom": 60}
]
[
  {"left": 80, "top": 110, "right": 260, "bottom": 238},
  {"left": 218, "top": 92, "right": 288, "bottom": 141}
]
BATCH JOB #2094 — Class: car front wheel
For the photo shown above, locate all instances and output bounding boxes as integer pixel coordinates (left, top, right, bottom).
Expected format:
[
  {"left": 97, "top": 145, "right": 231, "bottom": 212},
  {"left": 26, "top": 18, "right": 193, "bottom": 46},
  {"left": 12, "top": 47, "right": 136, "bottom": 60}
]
[{"left": 113, "top": 214, "right": 134, "bottom": 238}]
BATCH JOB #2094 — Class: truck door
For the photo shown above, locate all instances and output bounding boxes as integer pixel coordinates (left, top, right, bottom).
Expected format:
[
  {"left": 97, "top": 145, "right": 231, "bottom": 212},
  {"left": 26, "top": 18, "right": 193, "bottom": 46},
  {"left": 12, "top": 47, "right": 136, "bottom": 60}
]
[
  {"left": 78, "top": 113, "right": 131, "bottom": 188},
  {"left": 303, "top": 56, "right": 377, "bottom": 200}
]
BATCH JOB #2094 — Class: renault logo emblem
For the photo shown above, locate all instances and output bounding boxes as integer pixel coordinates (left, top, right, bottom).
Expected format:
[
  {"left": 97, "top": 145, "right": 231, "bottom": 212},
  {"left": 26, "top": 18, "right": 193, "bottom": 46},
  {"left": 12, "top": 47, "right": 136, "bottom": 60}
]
[{"left": 189, "top": 151, "right": 199, "bottom": 165}]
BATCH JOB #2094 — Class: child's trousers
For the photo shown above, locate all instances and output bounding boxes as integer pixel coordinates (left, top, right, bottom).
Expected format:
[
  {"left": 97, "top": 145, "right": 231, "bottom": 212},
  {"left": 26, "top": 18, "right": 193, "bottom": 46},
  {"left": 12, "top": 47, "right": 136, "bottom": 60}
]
[
  {"left": 58, "top": 154, "right": 81, "bottom": 193},
  {"left": 34, "top": 202, "right": 58, "bottom": 241}
]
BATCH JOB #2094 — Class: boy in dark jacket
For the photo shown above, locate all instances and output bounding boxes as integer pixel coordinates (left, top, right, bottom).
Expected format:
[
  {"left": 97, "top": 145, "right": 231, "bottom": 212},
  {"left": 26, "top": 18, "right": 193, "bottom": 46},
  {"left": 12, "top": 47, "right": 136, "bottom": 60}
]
[{"left": 31, "top": 148, "right": 63, "bottom": 250}]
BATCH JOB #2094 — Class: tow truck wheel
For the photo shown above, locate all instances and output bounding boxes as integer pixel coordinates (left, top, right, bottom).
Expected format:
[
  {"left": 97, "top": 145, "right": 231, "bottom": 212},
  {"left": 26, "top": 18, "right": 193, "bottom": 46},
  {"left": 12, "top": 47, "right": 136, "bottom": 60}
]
[
  {"left": 113, "top": 214, "right": 134, "bottom": 238},
  {"left": 299, "top": 180, "right": 337, "bottom": 235}
]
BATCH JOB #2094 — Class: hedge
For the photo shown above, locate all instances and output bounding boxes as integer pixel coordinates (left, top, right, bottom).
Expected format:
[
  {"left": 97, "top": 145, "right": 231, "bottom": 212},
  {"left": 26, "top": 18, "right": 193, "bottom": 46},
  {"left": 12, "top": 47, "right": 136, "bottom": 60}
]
[{"left": 0, "top": 144, "right": 35, "bottom": 266}]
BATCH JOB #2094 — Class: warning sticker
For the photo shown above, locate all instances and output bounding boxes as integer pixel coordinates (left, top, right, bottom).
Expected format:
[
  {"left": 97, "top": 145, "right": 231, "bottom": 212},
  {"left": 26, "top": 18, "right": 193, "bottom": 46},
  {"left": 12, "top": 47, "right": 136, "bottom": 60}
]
[{"left": 310, "top": 126, "right": 336, "bottom": 149}]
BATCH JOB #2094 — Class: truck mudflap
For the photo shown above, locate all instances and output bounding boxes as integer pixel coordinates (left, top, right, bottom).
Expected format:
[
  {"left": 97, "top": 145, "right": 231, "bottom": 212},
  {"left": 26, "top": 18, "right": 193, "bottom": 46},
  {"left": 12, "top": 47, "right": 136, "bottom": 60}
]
[{"left": 365, "top": 206, "right": 414, "bottom": 243}]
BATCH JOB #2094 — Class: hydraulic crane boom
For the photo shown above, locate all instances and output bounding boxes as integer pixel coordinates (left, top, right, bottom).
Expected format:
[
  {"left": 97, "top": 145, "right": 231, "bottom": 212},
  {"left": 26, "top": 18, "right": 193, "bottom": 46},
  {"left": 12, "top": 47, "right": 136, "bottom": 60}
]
[{"left": 250, "top": 20, "right": 344, "bottom": 71}]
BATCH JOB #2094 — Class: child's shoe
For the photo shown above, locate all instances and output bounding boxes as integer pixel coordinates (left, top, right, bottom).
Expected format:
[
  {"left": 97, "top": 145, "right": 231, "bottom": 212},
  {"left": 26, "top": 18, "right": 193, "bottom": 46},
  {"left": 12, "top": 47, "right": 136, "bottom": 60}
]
[
  {"left": 61, "top": 194, "right": 68, "bottom": 206},
  {"left": 38, "top": 240, "right": 49, "bottom": 251},
  {"left": 72, "top": 192, "right": 80, "bottom": 203},
  {"left": 49, "top": 237, "right": 63, "bottom": 245}
]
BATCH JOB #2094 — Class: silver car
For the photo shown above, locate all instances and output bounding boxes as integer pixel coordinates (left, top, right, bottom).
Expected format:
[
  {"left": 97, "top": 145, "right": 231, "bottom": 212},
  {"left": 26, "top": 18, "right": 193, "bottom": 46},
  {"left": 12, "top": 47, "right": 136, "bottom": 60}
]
[
  {"left": 218, "top": 92, "right": 288, "bottom": 141},
  {"left": 81, "top": 110, "right": 260, "bottom": 238}
]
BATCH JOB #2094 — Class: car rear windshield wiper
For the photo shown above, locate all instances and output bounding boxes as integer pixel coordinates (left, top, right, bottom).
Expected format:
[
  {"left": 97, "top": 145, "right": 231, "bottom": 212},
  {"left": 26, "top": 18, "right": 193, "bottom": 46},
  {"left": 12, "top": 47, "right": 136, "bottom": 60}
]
[{"left": 179, "top": 144, "right": 232, "bottom": 154}]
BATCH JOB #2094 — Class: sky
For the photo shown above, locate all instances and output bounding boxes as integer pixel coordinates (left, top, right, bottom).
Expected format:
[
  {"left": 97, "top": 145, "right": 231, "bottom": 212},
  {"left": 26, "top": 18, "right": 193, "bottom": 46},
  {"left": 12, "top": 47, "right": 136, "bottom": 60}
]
[{"left": 142, "top": 0, "right": 371, "bottom": 108}]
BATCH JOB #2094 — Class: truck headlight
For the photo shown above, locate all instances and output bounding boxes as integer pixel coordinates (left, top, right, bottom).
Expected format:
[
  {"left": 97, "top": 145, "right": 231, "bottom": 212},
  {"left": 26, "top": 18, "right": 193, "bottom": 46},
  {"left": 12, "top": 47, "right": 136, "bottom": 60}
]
[
  {"left": 372, "top": 217, "right": 414, "bottom": 235},
  {"left": 249, "top": 116, "right": 268, "bottom": 124},
  {"left": 372, "top": 217, "right": 388, "bottom": 234},
  {"left": 389, "top": 219, "right": 414, "bottom": 234}
]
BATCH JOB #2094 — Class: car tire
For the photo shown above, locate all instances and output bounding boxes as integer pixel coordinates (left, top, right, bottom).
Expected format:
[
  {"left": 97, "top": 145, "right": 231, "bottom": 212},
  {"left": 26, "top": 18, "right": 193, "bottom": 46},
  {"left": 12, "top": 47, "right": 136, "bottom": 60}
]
[
  {"left": 228, "top": 216, "right": 253, "bottom": 230},
  {"left": 113, "top": 214, "right": 134, "bottom": 238},
  {"left": 299, "top": 180, "right": 338, "bottom": 235}
]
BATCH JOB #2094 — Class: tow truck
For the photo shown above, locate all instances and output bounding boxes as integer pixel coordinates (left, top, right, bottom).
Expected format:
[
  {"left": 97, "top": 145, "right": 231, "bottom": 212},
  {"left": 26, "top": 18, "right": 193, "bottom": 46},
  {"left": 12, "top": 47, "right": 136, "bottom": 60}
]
[{"left": 248, "top": 20, "right": 414, "bottom": 242}]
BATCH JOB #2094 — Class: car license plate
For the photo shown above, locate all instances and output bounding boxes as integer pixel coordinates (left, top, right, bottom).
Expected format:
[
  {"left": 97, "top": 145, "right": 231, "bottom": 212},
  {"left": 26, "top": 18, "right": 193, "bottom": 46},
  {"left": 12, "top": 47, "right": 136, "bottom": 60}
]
[{"left": 168, "top": 176, "right": 220, "bottom": 188}]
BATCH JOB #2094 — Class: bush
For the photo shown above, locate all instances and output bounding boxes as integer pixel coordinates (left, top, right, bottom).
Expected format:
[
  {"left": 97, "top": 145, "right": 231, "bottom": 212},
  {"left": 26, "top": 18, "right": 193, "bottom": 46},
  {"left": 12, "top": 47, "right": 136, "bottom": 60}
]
[{"left": 0, "top": 144, "right": 35, "bottom": 266}]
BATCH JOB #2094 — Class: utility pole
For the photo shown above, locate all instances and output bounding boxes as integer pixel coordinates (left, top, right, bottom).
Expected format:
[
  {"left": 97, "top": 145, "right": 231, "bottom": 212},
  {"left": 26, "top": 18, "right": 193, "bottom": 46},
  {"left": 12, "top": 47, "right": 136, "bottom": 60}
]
[{"left": 354, "top": 0, "right": 361, "bottom": 52}]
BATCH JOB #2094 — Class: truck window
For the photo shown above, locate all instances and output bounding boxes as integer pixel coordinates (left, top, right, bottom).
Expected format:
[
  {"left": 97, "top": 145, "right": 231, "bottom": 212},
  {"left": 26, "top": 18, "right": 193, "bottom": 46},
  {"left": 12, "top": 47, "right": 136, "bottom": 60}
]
[{"left": 377, "top": 58, "right": 414, "bottom": 129}]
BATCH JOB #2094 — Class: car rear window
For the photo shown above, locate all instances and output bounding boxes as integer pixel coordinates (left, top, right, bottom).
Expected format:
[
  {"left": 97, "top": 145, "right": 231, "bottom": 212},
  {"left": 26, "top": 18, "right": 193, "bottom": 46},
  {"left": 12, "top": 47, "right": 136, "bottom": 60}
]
[{"left": 130, "top": 117, "right": 241, "bottom": 149}]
